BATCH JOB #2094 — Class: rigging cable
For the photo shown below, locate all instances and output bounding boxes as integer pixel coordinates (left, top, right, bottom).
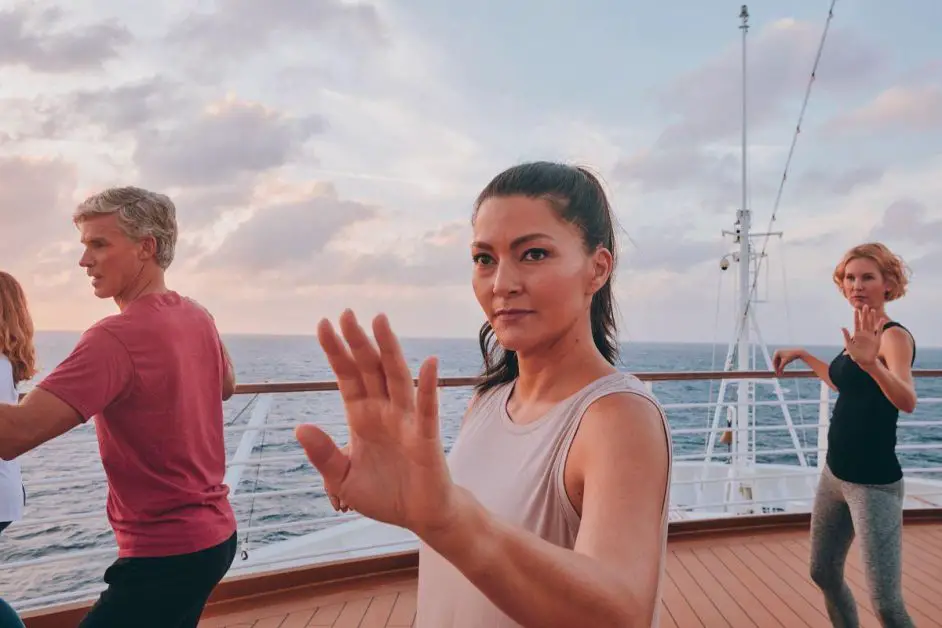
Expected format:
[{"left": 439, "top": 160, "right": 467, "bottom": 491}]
[
  {"left": 225, "top": 392, "right": 259, "bottom": 426},
  {"left": 240, "top": 420, "right": 268, "bottom": 561},
  {"left": 220, "top": 391, "right": 268, "bottom": 560},
  {"left": 778, "top": 237, "right": 808, "bottom": 455},
  {"left": 704, "top": 263, "right": 727, "bottom": 454}
]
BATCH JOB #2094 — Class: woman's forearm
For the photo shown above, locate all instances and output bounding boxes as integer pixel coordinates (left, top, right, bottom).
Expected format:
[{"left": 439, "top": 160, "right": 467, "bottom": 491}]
[
  {"left": 799, "top": 350, "right": 837, "bottom": 391},
  {"left": 862, "top": 361, "right": 917, "bottom": 413},
  {"left": 421, "top": 488, "right": 648, "bottom": 627}
]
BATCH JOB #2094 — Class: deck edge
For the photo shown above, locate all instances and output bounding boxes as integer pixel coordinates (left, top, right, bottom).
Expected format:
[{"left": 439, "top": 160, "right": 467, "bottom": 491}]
[
  {"left": 667, "top": 507, "right": 942, "bottom": 540},
  {"left": 17, "top": 508, "right": 942, "bottom": 627}
]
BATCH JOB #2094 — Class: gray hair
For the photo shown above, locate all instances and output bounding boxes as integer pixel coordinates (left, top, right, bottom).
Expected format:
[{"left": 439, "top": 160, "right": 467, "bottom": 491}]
[{"left": 74, "top": 186, "right": 178, "bottom": 269}]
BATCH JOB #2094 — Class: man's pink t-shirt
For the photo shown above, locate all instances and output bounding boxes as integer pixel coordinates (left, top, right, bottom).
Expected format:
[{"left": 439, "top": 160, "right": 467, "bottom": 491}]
[{"left": 38, "top": 291, "right": 237, "bottom": 558}]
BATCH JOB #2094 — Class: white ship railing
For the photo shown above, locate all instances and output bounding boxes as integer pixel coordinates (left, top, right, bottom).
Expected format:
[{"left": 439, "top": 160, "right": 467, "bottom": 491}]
[{"left": 4, "top": 368, "right": 942, "bottom": 611}]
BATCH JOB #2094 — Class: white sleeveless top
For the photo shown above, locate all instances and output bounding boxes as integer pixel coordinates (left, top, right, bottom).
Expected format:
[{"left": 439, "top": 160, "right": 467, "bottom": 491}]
[
  {"left": 416, "top": 371, "right": 672, "bottom": 627},
  {"left": 0, "top": 355, "right": 24, "bottom": 523}
]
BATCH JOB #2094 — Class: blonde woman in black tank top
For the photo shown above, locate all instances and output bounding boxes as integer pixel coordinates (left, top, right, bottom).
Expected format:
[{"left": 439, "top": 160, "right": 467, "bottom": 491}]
[{"left": 773, "top": 242, "right": 916, "bottom": 627}]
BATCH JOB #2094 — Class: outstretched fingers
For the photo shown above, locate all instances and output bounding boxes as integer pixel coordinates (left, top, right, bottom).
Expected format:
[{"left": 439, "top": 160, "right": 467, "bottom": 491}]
[
  {"left": 415, "top": 356, "right": 440, "bottom": 440},
  {"left": 863, "top": 305, "right": 875, "bottom": 332},
  {"left": 317, "top": 318, "right": 367, "bottom": 402},
  {"left": 338, "top": 310, "right": 389, "bottom": 399},
  {"left": 373, "top": 314, "right": 416, "bottom": 411}
]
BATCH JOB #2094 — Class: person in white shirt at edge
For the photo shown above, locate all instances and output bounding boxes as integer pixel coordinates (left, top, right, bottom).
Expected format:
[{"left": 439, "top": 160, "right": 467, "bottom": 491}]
[{"left": 0, "top": 272, "right": 37, "bottom": 535}]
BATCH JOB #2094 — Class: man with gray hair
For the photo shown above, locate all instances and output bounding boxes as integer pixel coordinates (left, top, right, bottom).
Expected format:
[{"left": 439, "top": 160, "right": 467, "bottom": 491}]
[{"left": 0, "top": 187, "right": 238, "bottom": 627}]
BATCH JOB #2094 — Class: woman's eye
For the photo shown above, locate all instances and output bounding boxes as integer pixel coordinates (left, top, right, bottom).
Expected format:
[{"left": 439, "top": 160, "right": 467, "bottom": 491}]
[
  {"left": 523, "top": 248, "right": 548, "bottom": 261},
  {"left": 472, "top": 253, "right": 493, "bottom": 265}
]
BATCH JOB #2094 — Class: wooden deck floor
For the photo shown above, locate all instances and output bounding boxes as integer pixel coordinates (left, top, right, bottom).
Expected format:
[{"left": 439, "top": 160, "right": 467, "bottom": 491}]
[{"left": 198, "top": 521, "right": 942, "bottom": 628}]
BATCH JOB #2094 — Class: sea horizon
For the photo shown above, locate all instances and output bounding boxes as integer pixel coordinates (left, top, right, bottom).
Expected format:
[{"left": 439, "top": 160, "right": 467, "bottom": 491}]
[{"left": 31, "top": 328, "right": 942, "bottom": 352}]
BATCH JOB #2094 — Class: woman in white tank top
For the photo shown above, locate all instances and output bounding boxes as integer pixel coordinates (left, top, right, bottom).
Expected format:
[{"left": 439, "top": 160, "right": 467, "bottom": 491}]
[
  {"left": 0, "top": 272, "right": 38, "bottom": 535},
  {"left": 296, "top": 162, "right": 673, "bottom": 627}
]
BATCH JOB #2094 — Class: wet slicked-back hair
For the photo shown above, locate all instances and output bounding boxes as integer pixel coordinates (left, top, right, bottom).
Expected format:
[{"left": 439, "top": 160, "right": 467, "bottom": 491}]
[{"left": 472, "top": 161, "right": 619, "bottom": 394}]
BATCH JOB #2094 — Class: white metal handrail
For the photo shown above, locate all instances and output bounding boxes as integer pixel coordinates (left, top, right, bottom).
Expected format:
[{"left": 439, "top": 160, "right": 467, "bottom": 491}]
[
  {"left": 45, "top": 396, "right": 942, "bottom": 450},
  {"left": 26, "top": 414, "right": 942, "bottom": 492},
  {"left": 6, "top": 370, "right": 942, "bottom": 612}
]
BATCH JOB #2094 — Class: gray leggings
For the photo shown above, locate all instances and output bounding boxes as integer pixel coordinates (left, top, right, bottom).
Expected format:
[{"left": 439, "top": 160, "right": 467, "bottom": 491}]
[{"left": 809, "top": 464, "right": 914, "bottom": 627}]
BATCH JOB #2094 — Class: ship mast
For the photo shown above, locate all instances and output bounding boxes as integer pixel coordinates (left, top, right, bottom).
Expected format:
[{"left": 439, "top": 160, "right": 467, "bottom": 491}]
[
  {"left": 734, "top": 4, "right": 751, "bottom": 479},
  {"left": 702, "top": 5, "right": 809, "bottom": 513}
]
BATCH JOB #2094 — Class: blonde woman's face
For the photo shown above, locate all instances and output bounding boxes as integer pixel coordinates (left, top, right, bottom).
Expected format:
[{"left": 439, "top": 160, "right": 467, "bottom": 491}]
[{"left": 842, "top": 257, "right": 889, "bottom": 310}]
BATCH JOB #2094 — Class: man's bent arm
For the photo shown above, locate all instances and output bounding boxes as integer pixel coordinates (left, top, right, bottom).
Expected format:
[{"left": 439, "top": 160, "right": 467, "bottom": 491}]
[
  {"left": 0, "top": 390, "right": 83, "bottom": 460},
  {"left": 1, "top": 324, "right": 135, "bottom": 460},
  {"left": 187, "top": 297, "right": 236, "bottom": 401}
]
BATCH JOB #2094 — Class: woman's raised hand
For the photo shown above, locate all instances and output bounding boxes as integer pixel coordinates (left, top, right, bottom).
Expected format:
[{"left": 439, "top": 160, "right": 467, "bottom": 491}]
[
  {"left": 841, "top": 304, "right": 887, "bottom": 368},
  {"left": 295, "top": 310, "right": 459, "bottom": 537}
]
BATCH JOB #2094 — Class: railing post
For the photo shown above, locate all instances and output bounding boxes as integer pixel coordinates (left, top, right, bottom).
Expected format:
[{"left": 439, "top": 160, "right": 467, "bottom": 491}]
[{"left": 816, "top": 381, "right": 830, "bottom": 469}]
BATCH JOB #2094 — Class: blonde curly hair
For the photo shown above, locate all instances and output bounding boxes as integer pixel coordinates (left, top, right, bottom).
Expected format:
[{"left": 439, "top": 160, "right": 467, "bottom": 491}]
[{"left": 832, "top": 242, "right": 911, "bottom": 302}]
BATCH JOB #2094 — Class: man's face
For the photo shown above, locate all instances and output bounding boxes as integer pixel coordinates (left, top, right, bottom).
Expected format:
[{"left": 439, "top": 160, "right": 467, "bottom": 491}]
[{"left": 78, "top": 214, "right": 147, "bottom": 299}]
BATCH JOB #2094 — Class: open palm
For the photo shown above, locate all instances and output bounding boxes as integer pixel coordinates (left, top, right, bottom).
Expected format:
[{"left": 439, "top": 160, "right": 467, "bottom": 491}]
[
  {"left": 295, "top": 310, "right": 457, "bottom": 536},
  {"left": 841, "top": 305, "right": 887, "bottom": 368}
]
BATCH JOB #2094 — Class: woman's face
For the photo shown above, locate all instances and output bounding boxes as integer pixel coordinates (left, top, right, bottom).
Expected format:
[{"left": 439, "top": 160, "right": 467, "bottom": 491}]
[
  {"left": 471, "top": 195, "right": 611, "bottom": 355},
  {"left": 842, "top": 256, "right": 889, "bottom": 310}
]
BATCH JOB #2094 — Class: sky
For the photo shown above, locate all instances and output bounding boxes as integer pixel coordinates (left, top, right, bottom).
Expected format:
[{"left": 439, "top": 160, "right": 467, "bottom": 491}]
[{"left": 1, "top": 0, "right": 941, "bottom": 348}]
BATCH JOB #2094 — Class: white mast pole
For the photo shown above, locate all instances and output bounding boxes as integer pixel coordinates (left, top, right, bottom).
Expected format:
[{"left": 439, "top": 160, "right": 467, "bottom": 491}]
[{"left": 734, "top": 4, "right": 751, "bottom": 485}]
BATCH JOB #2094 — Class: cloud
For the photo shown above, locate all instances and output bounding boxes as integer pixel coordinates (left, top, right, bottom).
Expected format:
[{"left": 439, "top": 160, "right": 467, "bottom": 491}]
[
  {"left": 2, "top": 83, "right": 328, "bottom": 229},
  {"left": 0, "top": 5, "right": 131, "bottom": 73},
  {"left": 0, "top": 156, "right": 79, "bottom": 263},
  {"left": 203, "top": 182, "right": 379, "bottom": 277},
  {"left": 616, "top": 147, "right": 738, "bottom": 194},
  {"left": 0, "top": 77, "right": 194, "bottom": 143},
  {"left": 827, "top": 85, "right": 942, "bottom": 134},
  {"left": 868, "top": 198, "right": 942, "bottom": 246},
  {"left": 613, "top": 18, "right": 883, "bottom": 201},
  {"left": 796, "top": 164, "right": 885, "bottom": 197},
  {"left": 612, "top": 142, "right": 789, "bottom": 216},
  {"left": 167, "top": 0, "right": 387, "bottom": 62},
  {"left": 334, "top": 222, "right": 473, "bottom": 287},
  {"left": 66, "top": 77, "right": 193, "bottom": 135},
  {"left": 622, "top": 231, "right": 726, "bottom": 273},
  {"left": 309, "top": 90, "right": 485, "bottom": 202},
  {"left": 654, "top": 17, "right": 882, "bottom": 147},
  {"left": 169, "top": 181, "right": 258, "bottom": 233},
  {"left": 774, "top": 156, "right": 942, "bottom": 292},
  {"left": 316, "top": 219, "right": 725, "bottom": 290},
  {"left": 0, "top": 96, "right": 55, "bottom": 142},
  {"left": 134, "top": 96, "right": 326, "bottom": 187}
]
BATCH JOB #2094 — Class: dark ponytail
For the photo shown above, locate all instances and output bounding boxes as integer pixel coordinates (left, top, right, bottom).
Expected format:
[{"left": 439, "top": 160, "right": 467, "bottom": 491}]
[{"left": 473, "top": 161, "right": 619, "bottom": 394}]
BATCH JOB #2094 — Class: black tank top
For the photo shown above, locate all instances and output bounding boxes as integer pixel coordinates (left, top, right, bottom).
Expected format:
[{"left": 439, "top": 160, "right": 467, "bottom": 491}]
[{"left": 825, "top": 321, "right": 916, "bottom": 485}]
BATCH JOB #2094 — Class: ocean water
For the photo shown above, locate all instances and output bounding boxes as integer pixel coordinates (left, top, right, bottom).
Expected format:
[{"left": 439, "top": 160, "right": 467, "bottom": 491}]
[{"left": 2, "top": 331, "right": 941, "bottom": 605}]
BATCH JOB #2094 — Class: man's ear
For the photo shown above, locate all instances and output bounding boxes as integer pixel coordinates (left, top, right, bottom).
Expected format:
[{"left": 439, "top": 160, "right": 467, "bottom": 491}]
[{"left": 139, "top": 236, "right": 157, "bottom": 261}]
